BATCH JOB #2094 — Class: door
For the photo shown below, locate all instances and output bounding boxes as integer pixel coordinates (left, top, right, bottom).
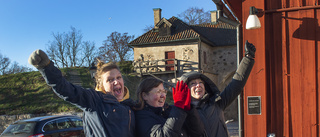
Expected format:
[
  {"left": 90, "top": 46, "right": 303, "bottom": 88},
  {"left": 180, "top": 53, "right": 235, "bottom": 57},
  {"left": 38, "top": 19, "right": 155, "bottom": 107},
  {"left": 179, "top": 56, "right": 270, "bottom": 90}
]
[{"left": 165, "top": 51, "right": 175, "bottom": 71}]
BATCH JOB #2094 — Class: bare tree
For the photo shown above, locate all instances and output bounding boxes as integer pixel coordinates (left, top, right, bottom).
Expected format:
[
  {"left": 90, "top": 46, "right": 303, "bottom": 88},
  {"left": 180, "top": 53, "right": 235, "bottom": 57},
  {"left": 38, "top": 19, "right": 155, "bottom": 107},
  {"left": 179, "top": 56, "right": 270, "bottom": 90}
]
[
  {"left": 98, "top": 46, "right": 117, "bottom": 62},
  {"left": 0, "top": 53, "right": 10, "bottom": 75},
  {"left": 47, "top": 26, "right": 95, "bottom": 68},
  {"left": 0, "top": 52, "right": 33, "bottom": 75},
  {"left": 98, "top": 32, "right": 134, "bottom": 62},
  {"left": 82, "top": 41, "right": 97, "bottom": 67},
  {"left": 143, "top": 25, "right": 154, "bottom": 33},
  {"left": 178, "top": 7, "right": 211, "bottom": 25},
  {"left": 6, "top": 61, "right": 33, "bottom": 74},
  {"left": 66, "top": 27, "right": 82, "bottom": 67},
  {"left": 47, "top": 31, "right": 68, "bottom": 68}
]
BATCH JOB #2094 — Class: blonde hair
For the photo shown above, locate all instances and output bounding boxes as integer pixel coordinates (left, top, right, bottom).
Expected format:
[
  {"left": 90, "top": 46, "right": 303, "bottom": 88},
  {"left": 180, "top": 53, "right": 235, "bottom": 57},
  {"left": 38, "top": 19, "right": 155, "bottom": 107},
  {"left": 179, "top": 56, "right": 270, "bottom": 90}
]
[{"left": 95, "top": 59, "right": 120, "bottom": 94}]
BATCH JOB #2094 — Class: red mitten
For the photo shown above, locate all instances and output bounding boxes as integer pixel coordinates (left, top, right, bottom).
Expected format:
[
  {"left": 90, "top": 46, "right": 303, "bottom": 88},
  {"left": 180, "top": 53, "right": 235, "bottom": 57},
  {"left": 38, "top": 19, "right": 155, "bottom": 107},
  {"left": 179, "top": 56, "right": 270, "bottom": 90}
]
[
  {"left": 172, "top": 80, "right": 190, "bottom": 111},
  {"left": 183, "top": 83, "right": 191, "bottom": 111}
]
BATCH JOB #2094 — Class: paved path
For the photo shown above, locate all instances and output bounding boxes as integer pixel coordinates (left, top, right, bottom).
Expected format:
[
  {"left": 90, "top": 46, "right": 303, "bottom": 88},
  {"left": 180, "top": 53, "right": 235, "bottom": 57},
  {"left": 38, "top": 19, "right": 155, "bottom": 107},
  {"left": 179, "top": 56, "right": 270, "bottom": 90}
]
[{"left": 226, "top": 121, "right": 239, "bottom": 137}]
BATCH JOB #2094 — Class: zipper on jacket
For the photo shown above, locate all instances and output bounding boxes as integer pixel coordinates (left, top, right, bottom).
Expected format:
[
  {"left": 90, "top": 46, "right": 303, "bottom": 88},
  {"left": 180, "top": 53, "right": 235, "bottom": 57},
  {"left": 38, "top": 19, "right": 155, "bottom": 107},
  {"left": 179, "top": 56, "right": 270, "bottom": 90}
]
[{"left": 129, "top": 109, "right": 131, "bottom": 130}]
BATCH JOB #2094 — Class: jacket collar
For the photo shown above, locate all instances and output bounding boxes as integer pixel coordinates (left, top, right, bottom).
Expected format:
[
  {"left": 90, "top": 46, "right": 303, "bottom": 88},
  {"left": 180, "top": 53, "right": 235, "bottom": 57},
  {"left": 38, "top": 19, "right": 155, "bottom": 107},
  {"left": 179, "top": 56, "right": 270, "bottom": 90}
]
[
  {"left": 144, "top": 103, "right": 170, "bottom": 116},
  {"left": 118, "top": 86, "right": 130, "bottom": 102}
]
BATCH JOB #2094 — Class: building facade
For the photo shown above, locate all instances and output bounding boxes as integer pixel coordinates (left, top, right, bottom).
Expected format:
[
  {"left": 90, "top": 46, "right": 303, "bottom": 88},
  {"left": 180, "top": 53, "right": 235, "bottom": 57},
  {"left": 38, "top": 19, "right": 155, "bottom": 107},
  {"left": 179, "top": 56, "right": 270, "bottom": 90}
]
[{"left": 129, "top": 8, "right": 238, "bottom": 91}]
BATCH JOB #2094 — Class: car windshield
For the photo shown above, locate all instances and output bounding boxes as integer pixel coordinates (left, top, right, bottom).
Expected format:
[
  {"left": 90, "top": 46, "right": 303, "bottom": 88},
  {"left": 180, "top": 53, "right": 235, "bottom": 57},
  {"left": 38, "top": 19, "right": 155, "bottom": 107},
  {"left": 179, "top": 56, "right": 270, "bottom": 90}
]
[{"left": 1, "top": 122, "right": 35, "bottom": 136}]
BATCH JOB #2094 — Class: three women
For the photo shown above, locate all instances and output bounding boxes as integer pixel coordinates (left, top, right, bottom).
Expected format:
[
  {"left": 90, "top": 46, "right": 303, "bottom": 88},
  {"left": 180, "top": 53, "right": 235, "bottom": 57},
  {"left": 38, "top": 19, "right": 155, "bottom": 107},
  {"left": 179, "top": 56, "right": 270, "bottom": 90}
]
[{"left": 29, "top": 40, "right": 255, "bottom": 137}]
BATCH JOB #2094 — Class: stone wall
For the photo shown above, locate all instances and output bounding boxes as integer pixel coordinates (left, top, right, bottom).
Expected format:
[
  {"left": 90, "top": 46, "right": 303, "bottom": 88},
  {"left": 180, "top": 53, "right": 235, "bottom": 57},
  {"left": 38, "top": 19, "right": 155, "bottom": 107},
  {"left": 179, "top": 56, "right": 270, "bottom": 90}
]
[
  {"left": 201, "top": 43, "right": 237, "bottom": 87},
  {"left": 0, "top": 112, "right": 83, "bottom": 134},
  {"left": 133, "top": 42, "right": 199, "bottom": 74}
]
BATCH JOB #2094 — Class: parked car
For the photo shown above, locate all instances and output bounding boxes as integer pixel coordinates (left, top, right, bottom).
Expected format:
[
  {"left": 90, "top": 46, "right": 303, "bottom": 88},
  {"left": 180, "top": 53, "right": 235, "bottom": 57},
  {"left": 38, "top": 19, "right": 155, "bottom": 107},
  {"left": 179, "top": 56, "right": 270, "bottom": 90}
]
[{"left": 0, "top": 115, "right": 84, "bottom": 137}]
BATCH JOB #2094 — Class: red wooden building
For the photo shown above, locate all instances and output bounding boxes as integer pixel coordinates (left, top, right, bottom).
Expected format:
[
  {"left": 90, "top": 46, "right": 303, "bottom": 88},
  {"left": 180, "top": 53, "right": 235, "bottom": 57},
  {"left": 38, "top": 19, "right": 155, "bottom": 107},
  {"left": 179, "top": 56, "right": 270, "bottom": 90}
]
[{"left": 213, "top": 0, "right": 320, "bottom": 137}]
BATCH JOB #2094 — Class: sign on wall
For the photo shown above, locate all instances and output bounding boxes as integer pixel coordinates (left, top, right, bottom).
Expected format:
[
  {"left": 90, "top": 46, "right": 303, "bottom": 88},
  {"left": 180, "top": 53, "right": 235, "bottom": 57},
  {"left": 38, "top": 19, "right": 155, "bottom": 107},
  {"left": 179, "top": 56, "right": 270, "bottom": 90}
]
[{"left": 247, "top": 96, "right": 261, "bottom": 115}]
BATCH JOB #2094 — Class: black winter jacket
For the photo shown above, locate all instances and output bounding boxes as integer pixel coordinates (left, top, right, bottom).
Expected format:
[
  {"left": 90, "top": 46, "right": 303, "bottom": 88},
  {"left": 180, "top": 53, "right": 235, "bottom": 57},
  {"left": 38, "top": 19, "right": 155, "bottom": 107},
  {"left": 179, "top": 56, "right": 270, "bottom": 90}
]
[
  {"left": 38, "top": 62, "right": 136, "bottom": 137},
  {"left": 135, "top": 103, "right": 204, "bottom": 137},
  {"left": 180, "top": 57, "right": 255, "bottom": 137}
]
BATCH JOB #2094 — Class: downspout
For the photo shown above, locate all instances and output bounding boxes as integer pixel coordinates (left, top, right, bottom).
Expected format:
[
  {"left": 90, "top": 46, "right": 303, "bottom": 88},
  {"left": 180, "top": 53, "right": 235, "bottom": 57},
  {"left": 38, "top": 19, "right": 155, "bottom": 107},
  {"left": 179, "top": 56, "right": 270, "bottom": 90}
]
[
  {"left": 212, "top": 1, "right": 243, "bottom": 137},
  {"left": 198, "top": 37, "right": 202, "bottom": 72},
  {"left": 236, "top": 23, "right": 243, "bottom": 137}
]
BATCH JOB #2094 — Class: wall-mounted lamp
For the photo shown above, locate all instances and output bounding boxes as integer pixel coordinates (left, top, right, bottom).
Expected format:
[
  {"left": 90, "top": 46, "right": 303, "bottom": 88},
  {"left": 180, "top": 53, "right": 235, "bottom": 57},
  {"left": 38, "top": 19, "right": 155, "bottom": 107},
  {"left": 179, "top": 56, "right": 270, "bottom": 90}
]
[{"left": 246, "top": 6, "right": 261, "bottom": 29}]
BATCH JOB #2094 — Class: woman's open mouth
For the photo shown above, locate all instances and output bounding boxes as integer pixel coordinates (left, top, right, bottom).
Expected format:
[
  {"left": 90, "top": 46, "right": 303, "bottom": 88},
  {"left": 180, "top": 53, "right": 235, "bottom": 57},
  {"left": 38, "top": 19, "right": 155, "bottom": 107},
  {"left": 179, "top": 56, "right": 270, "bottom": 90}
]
[{"left": 113, "top": 87, "right": 122, "bottom": 96}]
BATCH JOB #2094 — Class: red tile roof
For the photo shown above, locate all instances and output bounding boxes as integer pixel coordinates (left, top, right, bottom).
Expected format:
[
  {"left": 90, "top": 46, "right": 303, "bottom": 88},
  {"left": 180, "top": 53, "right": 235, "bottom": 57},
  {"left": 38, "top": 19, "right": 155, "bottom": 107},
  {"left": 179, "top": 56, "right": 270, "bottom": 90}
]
[{"left": 129, "top": 16, "right": 236, "bottom": 47}]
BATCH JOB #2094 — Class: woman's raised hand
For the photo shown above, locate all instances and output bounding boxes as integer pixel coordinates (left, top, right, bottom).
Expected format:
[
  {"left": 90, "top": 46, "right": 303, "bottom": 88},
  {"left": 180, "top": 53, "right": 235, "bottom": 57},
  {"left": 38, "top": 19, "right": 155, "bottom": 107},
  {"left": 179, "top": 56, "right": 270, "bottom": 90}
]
[
  {"left": 28, "top": 49, "right": 50, "bottom": 69},
  {"left": 172, "top": 80, "right": 191, "bottom": 111}
]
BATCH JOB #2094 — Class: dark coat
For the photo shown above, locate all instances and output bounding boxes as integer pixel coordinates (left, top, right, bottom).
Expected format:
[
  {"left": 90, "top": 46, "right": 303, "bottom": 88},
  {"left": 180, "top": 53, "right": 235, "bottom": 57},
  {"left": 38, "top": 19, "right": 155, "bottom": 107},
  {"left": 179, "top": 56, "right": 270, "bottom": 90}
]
[
  {"left": 135, "top": 103, "right": 204, "bottom": 137},
  {"left": 180, "top": 57, "right": 255, "bottom": 137},
  {"left": 38, "top": 62, "right": 135, "bottom": 137}
]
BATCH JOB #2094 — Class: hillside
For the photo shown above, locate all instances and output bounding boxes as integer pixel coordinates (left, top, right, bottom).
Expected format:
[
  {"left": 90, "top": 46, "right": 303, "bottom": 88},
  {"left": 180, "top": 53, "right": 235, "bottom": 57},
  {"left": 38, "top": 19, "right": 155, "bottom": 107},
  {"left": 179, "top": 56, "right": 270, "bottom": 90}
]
[{"left": 0, "top": 67, "right": 155, "bottom": 115}]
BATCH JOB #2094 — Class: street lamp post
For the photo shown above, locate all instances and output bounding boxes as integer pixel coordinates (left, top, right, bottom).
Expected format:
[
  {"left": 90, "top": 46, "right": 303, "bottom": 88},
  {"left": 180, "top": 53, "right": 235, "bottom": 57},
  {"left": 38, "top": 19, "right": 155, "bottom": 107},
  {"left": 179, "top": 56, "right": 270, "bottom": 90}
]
[{"left": 89, "top": 63, "right": 97, "bottom": 79}]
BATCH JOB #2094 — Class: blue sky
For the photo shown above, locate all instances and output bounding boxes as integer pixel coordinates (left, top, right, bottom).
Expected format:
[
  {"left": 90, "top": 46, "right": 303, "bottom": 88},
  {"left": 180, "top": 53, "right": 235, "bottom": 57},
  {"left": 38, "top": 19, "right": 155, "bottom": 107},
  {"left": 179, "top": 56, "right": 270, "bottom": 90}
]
[{"left": 0, "top": 0, "right": 216, "bottom": 69}]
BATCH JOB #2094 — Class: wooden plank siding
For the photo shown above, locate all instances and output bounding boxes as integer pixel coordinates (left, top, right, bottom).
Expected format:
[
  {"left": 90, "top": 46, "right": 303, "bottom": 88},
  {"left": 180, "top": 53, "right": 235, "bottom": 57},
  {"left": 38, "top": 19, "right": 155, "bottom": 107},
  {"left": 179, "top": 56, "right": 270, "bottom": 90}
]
[
  {"left": 223, "top": 0, "right": 320, "bottom": 136},
  {"left": 265, "top": 11, "right": 285, "bottom": 136},
  {"left": 242, "top": 0, "right": 267, "bottom": 137},
  {"left": 317, "top": 8, "right": 320, "bottom": 137},
  {"left": 266, "top": 7, "right": 319, "bottom": 137},
  {"left": 287, "top": 9, "right": 317, "bottom": 137},
  {"left": 264, "top": 2, "right": 318, "bottom": 137},
  {"left": 280, "top": 0, "right": 320, "bottom": 8},
  {"left": 282, "top": 11, "right": 291, "bottom": 137}
]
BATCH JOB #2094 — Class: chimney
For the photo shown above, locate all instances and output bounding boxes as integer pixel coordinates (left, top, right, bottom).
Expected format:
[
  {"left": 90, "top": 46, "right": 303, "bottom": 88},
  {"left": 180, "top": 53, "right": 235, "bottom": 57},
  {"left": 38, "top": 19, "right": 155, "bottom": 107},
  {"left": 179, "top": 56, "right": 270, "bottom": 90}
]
[
  {"left": 210, "top": 11, "right": 217, "bottom": 23},
  {"left": 153, "top": 8, "right": 162, "bottom": 29}
]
